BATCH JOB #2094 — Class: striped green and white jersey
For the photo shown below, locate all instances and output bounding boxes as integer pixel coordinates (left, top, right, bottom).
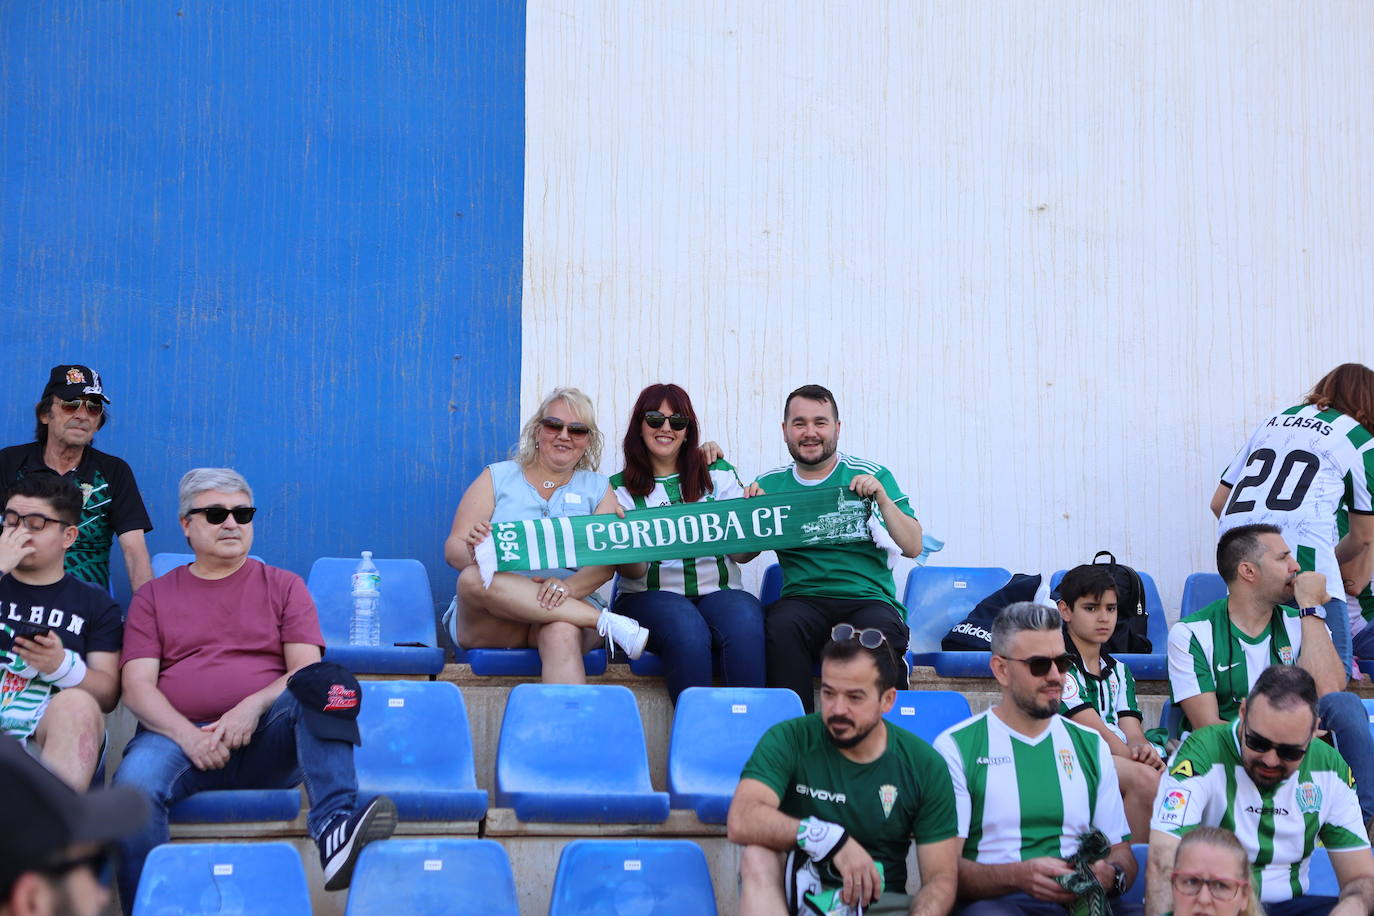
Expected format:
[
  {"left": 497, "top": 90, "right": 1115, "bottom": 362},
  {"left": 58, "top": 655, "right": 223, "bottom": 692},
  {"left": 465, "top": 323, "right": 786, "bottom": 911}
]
[
  {"left": 1151, "top": 720, "right": 1368, "bottom": 903},
  {"left": 754, "top": 454, "right": 915, "bottom": 607},
  {"left": 1167, "top": 599, "right": 1302, "bottom": 731},
  {"left": 1217, "top": 404, "right": 1374, "bottom": 593},
  {"left": 1061, "top": 641, "right": 1141, "bottom": 743},
  {"left": 1, "top": 631, "right": 53, "bottom": 740},
  {"left": 1337, "top": 507, "right": 1374, "bottom": 633},
  {"left": 933, "top": 710, "right": 1129, "bottom": 864},
  {"left": 610, "top": 459, "right": 745, "bottom": 597}
]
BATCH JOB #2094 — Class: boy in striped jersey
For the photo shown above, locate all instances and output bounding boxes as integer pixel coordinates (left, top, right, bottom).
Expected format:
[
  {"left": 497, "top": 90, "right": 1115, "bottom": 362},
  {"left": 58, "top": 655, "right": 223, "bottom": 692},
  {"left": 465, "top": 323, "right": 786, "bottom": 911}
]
[
  {"left": 1167, "top": 524, "right": 1374, "bottom": 824},
  {"left": 1146, "top": 665, "right": 1374, "bottom": 916},
  {"left": 0, "top": 475, "right": 122, "bottom": 789},
  {"left": 1056, "top": 564, "right": 1163, "bottom": 844},
  {"left": 934, "top": 602, "right": 1139, "bottom": 916},
  {"left": 751, "top": 385, "right": 925, "bottom": 712}
]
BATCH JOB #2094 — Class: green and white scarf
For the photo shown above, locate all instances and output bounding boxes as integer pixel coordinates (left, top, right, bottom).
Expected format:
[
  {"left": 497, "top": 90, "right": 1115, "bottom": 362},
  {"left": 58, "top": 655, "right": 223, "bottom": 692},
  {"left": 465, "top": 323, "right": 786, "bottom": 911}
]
[{"left": 475, "top": 486, "right": 899, "bottom": 587}]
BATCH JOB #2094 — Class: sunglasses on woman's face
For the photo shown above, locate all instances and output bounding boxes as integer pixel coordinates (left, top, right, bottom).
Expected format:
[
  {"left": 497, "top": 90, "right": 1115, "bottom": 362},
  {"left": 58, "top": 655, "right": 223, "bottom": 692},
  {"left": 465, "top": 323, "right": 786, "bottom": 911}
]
[
  {"left": 540, "top": 417, "right": 591, "bottom": 439},
  {"left": 644, "top": 411, "right": 689, "bottom": 431}
]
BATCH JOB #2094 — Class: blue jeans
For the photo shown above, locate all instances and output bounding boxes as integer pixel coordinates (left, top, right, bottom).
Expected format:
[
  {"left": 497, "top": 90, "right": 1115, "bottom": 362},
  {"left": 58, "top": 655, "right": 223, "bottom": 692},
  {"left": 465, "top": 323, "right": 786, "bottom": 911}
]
[
  {"left": 1319, "top": 691, "right": 1374, "bottom": 821},
  {"left": 1323, "top": 597, "right": 1353, "bottom": 677},
  {"left": 953, "top": 892, "right": 1142, "bottom": 916},
  {"left": 614, "top": 588, "right": 765, "bottom": 703},
  {"left": 113, "top": 690, "right": 358, "bottom": 905},
  {"left": 1266, "top": 896, "right": 1338, "bottom": 916}
]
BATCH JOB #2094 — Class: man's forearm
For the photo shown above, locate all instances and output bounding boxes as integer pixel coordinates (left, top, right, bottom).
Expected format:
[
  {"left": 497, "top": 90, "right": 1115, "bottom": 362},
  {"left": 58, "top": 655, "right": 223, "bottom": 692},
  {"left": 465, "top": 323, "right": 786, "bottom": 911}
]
[
  {"left": 910, "top": 873, "right": 956, "bottom": 916},
  {"left": 1298, "top": 617, "right": 1348, "bottom": 695},
  {"left": 124, "top": 680, "right": 199, "bottom": 741},
  {"left": 726, "top": 800, "right": 803, "bottom": 850},
  {"left": 956, "top": 859, "right": 1025, "bottom": 899},
  {"left": 877, "top": 497, "right": 923, "bottom": 557},
  {"left": 76, "top": 667, "right": 120, "bottom": 713},
  {"left": 1334, "top": 876, "right": 1374, "bottom": 916}
]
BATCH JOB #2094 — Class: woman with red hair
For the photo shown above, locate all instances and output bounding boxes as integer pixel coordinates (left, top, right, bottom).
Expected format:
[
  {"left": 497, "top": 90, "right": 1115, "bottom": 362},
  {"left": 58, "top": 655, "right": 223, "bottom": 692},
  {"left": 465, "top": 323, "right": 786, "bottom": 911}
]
[{"left": 610, "top": 383, "right": 765, "bottom": 702}]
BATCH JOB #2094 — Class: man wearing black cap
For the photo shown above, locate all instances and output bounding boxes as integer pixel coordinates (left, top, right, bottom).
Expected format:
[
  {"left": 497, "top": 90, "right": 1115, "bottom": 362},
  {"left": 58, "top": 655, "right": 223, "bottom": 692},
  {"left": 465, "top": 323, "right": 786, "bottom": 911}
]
[
  {"left": 0, "top": 365, "right": 153, "bottom": 591},
  {"left": 0, "top": 732, "right": 148, "bottom": 916},
  {"left": 113, "top": 467, "right": 395, "bottom": 906}
]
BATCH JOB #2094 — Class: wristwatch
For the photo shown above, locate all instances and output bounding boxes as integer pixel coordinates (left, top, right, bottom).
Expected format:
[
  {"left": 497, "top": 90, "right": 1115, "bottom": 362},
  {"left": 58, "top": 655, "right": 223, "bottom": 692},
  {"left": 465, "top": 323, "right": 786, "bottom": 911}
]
[
  {"left": 1110, "top": 863, "right": 1127, "bottom": 898},
  {"left": 1299, "top": 605, "right": 1327, "bottom": 620}
]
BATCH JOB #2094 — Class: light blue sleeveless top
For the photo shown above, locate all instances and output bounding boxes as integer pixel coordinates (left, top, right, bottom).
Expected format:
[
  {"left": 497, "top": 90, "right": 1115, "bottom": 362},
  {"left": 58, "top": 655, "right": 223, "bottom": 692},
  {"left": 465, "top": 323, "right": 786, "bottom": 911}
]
[{"left": 488, "top": 460, "right": 609, "bottom": 522}]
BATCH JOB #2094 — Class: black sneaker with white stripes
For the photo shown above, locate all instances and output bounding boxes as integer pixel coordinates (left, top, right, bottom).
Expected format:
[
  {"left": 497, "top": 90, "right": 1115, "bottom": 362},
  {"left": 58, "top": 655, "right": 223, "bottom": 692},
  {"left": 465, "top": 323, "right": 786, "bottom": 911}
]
[{"left": 318, "top": 795, "right": 397, "bottom": 891}]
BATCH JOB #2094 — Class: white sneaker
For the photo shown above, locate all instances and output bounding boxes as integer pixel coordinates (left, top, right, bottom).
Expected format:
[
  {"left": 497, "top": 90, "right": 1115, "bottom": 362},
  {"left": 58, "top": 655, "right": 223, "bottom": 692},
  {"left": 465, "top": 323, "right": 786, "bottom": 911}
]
[{"left": 597, "top": 610, "right": 649, "bottom": 660}]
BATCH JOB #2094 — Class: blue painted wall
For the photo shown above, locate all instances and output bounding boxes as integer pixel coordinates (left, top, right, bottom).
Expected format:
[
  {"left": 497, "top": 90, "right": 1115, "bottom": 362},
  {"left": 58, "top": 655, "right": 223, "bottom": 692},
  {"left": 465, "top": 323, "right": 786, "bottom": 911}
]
[{"left": 1, "top": 2, "right": 526, "bottom": 616}]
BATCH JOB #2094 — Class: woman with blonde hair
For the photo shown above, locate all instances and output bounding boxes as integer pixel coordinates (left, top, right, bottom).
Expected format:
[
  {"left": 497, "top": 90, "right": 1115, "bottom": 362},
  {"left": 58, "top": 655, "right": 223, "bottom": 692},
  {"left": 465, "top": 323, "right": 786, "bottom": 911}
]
[
  {"left": 1170, "top": 827, "right": 1261, "bottom": 916},
  {"left": 444, "top": 387, "right": 648, "bottom": 683}
]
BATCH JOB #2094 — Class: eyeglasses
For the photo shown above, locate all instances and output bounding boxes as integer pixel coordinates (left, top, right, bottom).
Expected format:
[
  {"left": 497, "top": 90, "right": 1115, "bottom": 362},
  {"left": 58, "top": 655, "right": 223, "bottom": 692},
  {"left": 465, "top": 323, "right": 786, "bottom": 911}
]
[
  {"left": 831, "top": 623, "right": 888, "bottom": 650},
  {"left": 539, "top": 417, "right": 591, "bottom": 439},
  {"left": 56, "top": 398, "right": 104, "bottom": 416},
  {"left": 644, "top": 411, "right": 689, "bottom": 431},
  {"left": 999, "top": 654, "right": 1073, "bottom": 677},
  {"left": 2, "top": 509, "right": 68, "bottom": 531},
  {"left": 41, "top": 846, "right": 115, "bottom": 888},
  {"left": 1243, "top": 724, "right": 1309, "bottom": 762},
  {"left": 186, "top": 506, "right": 257, "bottom": 525},
  {"left": 1171, "top": 872, "right": 1245, "bottom": 901}
]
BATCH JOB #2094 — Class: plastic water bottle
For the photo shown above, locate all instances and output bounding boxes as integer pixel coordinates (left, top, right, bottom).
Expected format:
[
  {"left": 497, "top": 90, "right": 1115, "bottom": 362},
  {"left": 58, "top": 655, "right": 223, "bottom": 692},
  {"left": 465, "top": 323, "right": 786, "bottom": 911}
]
[{"left": 349, "top": 551, "right": 382, "bottom": 647}]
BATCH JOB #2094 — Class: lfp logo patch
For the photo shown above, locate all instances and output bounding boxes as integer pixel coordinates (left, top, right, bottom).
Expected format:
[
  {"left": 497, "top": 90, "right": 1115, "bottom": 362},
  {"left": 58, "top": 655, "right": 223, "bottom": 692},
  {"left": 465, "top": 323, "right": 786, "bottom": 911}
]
[
  {"left": 1296, "top": 782, "right": 1322, "bottom": 814},
  {"left": 1156, "top": 788, "right": 1191, "bottom": 826}
]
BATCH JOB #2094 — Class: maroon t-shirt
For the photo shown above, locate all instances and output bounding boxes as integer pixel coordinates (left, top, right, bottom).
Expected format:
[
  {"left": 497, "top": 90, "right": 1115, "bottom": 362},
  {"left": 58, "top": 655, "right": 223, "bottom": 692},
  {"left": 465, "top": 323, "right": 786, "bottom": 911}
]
[{"left": 121, "top": 559, "right": 325, "bottom": 722}]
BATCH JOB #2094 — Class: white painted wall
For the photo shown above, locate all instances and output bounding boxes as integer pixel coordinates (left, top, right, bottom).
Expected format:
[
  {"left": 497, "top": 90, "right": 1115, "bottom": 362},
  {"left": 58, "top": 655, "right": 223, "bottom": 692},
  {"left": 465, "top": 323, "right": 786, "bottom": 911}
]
[{"left": 522, "top": 0, "right": 1374, "bottom": 619}]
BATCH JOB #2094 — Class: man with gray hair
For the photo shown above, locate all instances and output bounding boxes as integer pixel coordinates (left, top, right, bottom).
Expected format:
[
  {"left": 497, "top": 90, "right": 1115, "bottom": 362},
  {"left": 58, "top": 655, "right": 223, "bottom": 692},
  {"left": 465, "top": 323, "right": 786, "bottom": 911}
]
[
  {"left": 112, "top": 469, "right": 395, "bottom": 908},
  {"left": 934, "top": 602, "right": 1140, "bottom": 915}
]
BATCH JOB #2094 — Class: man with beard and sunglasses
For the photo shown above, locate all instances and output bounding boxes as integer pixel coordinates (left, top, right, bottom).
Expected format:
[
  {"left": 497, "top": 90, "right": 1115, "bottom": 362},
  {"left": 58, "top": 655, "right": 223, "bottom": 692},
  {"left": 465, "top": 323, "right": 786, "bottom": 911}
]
[
  {"left": 728, "top": 626, "right": 960, "bottom": 915},
  {"left": 0, "top": 732, "right": 148, "bottom": 916},
  {"left": 1168, "top": 524, "right": 1374, "bottom": 826},
  {"left": 1146, "top": 665, "right": 1374, "bottom": 916},
  {"left": 750, "top": 385, "right": 924, "bottom": 712},
  {"left": 111, "top": 468, "right": 395, "bottom": 909},
  {"left": 934, "top": 602, "right": 1139, "bottom": 916},
  {"left": 0, "top": 365, "right": 153, "bottom": 591}
]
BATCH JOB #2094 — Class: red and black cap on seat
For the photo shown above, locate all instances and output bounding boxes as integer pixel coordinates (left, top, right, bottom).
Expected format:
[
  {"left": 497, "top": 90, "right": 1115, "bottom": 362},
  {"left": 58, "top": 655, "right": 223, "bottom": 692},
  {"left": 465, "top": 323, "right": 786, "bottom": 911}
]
[{"left": 287, "top": 661, "right": 362, "bottom": 745}]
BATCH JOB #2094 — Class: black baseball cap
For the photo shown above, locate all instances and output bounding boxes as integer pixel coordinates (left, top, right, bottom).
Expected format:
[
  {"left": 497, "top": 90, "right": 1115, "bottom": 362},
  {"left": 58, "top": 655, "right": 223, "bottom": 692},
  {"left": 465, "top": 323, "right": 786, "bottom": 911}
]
[
  {"left": 287, "top": 661, "right": 363, "bottom": 745},
  {"left": 0, "top": 734, "right": 148, "bottom": 895},
  {"left": 42, "top": 365, "right": 111, "bottom": 404}
]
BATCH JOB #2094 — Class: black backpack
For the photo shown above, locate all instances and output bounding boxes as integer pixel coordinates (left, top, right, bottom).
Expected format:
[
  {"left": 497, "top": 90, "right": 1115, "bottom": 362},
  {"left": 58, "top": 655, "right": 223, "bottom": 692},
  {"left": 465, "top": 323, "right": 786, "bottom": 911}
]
[{"left": 1052, "top": 550, "right": 1152, "bottom": 654}]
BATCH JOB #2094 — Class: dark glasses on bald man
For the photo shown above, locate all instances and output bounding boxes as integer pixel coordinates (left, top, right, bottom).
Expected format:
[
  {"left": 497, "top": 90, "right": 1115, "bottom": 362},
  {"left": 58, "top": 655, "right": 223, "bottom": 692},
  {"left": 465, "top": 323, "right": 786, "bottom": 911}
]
[
  {"left": 539, "top": 417, "right": 591, "bottom": 438},
  {"left": 644, "top": 411, "right": 689, "bottom": 431},
  {"left": 1000, "top": 653, "right": 1072, "bottom": 677},
  {"left": 186, "top": 506, "right": 257, "bottom": 525}
]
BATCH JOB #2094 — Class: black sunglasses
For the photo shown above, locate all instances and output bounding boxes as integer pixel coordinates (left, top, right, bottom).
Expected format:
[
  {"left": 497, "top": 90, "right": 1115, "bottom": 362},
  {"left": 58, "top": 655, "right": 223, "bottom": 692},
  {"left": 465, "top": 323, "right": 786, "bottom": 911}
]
[
  {"left": 186, "top": 506, "right": 257, "bottom": 525},
  {"left": 41, "top": 846, "right": 114, "bottom": 887},
  {"left": 56, "top": 398, "right": 104, "bottom": 416},
  {"left": 1243, "top": 724, "right": 1309, "bottom": 762},
  {"left": 831, "top": 623, "right": 887, "bottom": 650},
  {"left": 1000, "top": 653, "right": 1073, "bottom": 677},
  {"left": 644, "top": 410, "right": 690, "bottom": 431},
  {"left": 539, "top": 417, "right": 591, "bottom": 439}
]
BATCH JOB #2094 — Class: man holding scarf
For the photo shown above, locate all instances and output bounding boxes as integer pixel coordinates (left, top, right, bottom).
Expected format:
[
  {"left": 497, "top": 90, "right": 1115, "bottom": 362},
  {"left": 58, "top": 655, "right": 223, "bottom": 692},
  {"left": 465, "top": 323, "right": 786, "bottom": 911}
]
[{"left": 751, "top": 385, "right": 924, "bottom": 711}]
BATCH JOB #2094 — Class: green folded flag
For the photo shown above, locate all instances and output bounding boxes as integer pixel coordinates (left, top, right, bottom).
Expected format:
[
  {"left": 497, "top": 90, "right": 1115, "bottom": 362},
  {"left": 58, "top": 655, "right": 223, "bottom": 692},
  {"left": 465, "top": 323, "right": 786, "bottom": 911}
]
[{"left": 474, "top": 486, "right": 898, "bottom": 587}]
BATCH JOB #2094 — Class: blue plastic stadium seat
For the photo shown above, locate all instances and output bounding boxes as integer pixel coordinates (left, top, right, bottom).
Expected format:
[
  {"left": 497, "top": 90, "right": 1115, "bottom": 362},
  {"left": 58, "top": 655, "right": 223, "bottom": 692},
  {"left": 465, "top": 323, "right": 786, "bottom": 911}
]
[
  {"left": 548, "top": 839, "right": 717, "bottom": 916},
  {"left": 668, "top": 687, "right": 804, "bottom": 822},
  {"left": 1181, "top": 572, "right": 1228, "bottom": 618},
  {"left": 760, "top": 563, "right": 783, "bottom": 605},
  {"left": 132, "top": 841, "right": 310, "bottom": 915},
  {"left": 355, "top": 681, "right": 488, "bottom": 822},
  {"left": 307, "top": 557, "right": 445, "bottom": 675},
  {"left": 465, "top": 647, "right": 608, "bottom": 676},
  {"left": 1309, "top": 846, "right": 1339, "bottom": 896},
  {"left": 884, "top": 690, "right": 972, "bottom": 743},
  {"left": 496, "top": 684, "right": 669, "bottom": 823},
  {"left": 151, "top": 552, "right": 265, "bottom": 578},
  {"left": 903, "top": 566, "right": 1012, "bottom": 660},
  {"left": 345, "top": 839, "right": 518, "bottom": 916},
  {"left": 170, "top": 788, "right": 303, "bottom": 824},
  {"left": 1123, "top": 844, "right": 1147, "bottom": 904},
  {"left": 924, "top": 651, "right": 994, "bottom": 678}
]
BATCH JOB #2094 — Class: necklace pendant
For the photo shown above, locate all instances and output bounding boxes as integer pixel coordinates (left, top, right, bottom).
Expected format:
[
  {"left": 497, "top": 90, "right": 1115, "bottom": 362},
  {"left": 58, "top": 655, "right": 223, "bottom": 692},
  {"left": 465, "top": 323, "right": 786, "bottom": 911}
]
[{"left": 542, "top": 480, "right": 555, "bottom": 489}]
